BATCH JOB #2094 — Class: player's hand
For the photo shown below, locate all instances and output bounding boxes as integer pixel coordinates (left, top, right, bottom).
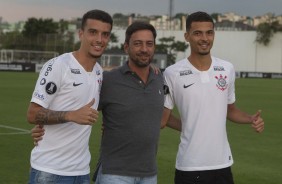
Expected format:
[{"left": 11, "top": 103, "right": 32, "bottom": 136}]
[
  {"left": 31, "top": 124, "right": 45, "bottom": 146},
  {"left": 67, "top": 99, "right": 99, "bottom": 125},
  {"left": 251, "top": 110, "right": 264, "bottom": 133}
]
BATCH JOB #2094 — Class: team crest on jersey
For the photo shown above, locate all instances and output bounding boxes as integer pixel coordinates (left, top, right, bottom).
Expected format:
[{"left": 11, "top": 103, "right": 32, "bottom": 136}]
[
  {"left": 179, "top": 70, "right": 193, "bottom": 76},
  {"left": 97, "top": 78, "right": 102, "bottom": 85},
  {"left": 215, "top": 74, "right": 228, "bottom": 91},
  {"left": 45, "top": 82, "right": 57, "bottom": 95},
  {"left": 71, "top": 68, "right": 81, "bottom": 74},
  {"left": 213, "top": 66, "right": 225, "bottom": 71}
]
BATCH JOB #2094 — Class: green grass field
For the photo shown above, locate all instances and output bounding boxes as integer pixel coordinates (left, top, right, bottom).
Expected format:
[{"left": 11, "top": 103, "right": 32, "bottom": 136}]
[{"left": 0, "top": 71, "right": 281, "bottom": 183}]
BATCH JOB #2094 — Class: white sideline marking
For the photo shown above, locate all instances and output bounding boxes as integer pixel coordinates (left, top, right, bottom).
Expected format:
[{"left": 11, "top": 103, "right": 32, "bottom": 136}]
[{"left": 0, "top": 124, "right": 30, "bottom": 135}]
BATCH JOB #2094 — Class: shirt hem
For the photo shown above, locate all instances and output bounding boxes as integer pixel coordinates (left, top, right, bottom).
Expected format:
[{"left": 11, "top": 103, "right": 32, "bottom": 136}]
[
  {"left": 31, "top": 163, "right": 90, "bottom": 176},
  {"left": 176, "top": 161, "right": 233, "bottom": 171}
]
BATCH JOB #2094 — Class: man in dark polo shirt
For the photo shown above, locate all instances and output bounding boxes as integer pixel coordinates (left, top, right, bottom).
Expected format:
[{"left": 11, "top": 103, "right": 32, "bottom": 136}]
[{"left": 94, "top": 21, "right": 164, "bottom": 184}]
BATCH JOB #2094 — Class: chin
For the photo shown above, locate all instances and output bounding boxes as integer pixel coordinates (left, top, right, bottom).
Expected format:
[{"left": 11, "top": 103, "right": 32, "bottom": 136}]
[
  {"left": 89, "top": 52, "right": 103, "bottom": 59},
  {"left": 199, "top": 51, "right": 210, "bottom": 56}
]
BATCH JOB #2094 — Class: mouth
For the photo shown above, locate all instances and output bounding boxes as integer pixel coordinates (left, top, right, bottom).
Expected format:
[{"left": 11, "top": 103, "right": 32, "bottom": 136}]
[
  {"left": 92, "top": 44, "right": 103, "bottom": 51},
  {"left": 199, "top": 43, "right": 209, "bottom": 50}
]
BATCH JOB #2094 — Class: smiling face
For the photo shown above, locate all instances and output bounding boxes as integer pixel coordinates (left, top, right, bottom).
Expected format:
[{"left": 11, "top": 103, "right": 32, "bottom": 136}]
[
  {"left": 124, "top": 29, "right": 155, "bottom": 68},
  {"left": 79, "top": 19, "right": 111, "bottom": 59},
  {"left": 185, "top": 21, "right": 215, "bottom": 56}
]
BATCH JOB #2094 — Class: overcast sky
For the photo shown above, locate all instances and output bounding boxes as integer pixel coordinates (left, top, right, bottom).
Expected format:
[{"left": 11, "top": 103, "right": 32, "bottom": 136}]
[{"left": 1, "top": 0, "right": 282, "bottom": 23}]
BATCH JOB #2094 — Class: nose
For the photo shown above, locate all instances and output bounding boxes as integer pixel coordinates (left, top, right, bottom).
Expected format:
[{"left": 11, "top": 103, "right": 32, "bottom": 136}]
[
  {"left": 95, "top": 33, "right": 102, "bottom": 42},
  {"left": 140, "top": 43, "right": 148, "bottom": 52},
  {"left": 201, "top": 33, "right": 208, "bottom": 41}
]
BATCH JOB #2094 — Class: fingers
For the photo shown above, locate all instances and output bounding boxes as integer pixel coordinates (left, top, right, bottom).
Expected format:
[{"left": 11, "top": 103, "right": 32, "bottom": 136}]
[
  {"left": 87, "top": 98, "right": 95, "bottom": 108},
  {"left": 73, "top": 99, "right": 99, "bottom": 125},
  {"left": 252, "top": 119, "right": 264, "bottom": 133},
  {"left": 252, "top": 124, "right": 264, "bottom": 133},
  {"left": 88, "top": 110, "right": 99, "bottom": 126},
  {"left": 252, "top": 110, "right": 262, "bottom": 121},
  {"left": 87, "top": 99, "right": 97, "bottom": 125},
  {"left": 252, "top": 110, "right": 264, "bottom": 133},
  {"left": 31, "top": 125, "right": 45, "bottom": 146}
]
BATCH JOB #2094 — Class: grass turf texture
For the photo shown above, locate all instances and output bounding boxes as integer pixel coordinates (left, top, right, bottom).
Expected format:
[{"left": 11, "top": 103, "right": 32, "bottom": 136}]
[{"left": 0, "top": 71, "right": 281, "bottom": 183}]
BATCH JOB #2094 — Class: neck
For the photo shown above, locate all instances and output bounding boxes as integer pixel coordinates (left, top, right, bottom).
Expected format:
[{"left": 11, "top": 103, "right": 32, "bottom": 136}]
[
  {"left": 73, "top": 50, "right": 97, "bottom": 72},
  {"left": 128, "top": 61, "right": 150, "bottom": 84},
  {"left": 188, "top": 54, "right": 212, "bottom": 71}
]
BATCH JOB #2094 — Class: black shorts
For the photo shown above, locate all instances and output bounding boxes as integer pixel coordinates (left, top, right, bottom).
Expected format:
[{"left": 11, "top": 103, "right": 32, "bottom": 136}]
[{"left": 174, "top": 167, "right": 234, "bottom": 184}]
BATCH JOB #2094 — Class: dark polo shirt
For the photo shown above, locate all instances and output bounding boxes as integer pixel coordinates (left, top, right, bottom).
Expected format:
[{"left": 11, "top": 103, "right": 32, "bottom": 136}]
[{"left": 98, "top": 62, "right": 164, "bottom": 177}]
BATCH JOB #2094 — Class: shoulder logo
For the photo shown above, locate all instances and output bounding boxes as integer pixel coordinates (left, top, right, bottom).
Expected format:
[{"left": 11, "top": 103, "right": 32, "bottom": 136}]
[
  {"left": 73, "top": 82, "right": 83, "bottom": 87},
  {"left": 44, "top": 61, "right": 55, "bottom": 76},
  {"left": 163, "top": 85, "right": 170, "bottom": 95},
  {"left": 40, "top": 78, "right": 46, "bottom": 85},
  {"left": 215, "top": 74, "right": 228, "bottom": 91},
  {"left": 45, "top": 82, "right": 57, "bottom": 95}
]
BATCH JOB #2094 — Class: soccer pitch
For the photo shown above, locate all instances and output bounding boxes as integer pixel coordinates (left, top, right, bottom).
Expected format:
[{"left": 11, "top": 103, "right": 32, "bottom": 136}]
[{"left": 0, "top": 71, "right": 281, "bottom": 183}]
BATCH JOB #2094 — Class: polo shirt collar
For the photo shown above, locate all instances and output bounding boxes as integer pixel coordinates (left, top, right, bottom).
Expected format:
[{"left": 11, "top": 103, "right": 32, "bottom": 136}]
[{"left": 119, "top": 61, "right": 158, "bottom": 81}]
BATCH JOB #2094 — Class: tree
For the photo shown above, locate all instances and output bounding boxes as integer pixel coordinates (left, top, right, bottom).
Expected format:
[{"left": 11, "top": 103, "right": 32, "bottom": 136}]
[
  {"left": 0, "top": 31, "right": 23, "bottom": 49},
  {"left": 107, "top": 32, "right": 122, "bottom": 51},
  {"left": 22, "top": 18, "right": 58, "bottom": 38},
  {"left": 156, "top": 36, "right": 188, "bottom": 66},
  {"left": 20, "top": 18, "right": 59, "bottom": 50},
  {"left": 113, "top": 13, "right": 126, "bottom": 19},
  {"left": 256, "top": 21, "right": 282, "bottom": 46},
  {"left": 174, "top": 13, "right": 187, "bottom": 20},
  {"left": 211, "top": 13, "right": 220, "bottom": 22}
]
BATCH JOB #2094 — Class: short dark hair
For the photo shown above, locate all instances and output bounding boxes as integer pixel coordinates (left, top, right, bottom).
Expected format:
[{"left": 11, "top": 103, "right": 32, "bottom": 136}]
[
  {"left": 186, "top": 11, "right": 214, "bottom": 32},
  {"left": 81, "top": 9, "right": 113, "bottom": 30},
  {"left": 125, "top": 21, "right": 157, "bottom": 44}
]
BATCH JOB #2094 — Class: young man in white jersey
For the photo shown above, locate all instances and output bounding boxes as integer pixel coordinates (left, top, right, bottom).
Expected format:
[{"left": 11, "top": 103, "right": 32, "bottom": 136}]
[
  {"left": 161, "top": 11, "right": 265, "bottom": 184},
  {"left": 26, "top": 10, "right": 112, "bottom": 184},
  {"left": 31, "top": 21, "right": 167, "bottom": 184}
]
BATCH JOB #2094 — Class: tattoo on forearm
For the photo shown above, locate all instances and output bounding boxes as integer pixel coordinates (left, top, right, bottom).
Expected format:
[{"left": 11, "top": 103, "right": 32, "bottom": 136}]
[{"left": 35, "top": 109, "right": 68, "bottom": 125}]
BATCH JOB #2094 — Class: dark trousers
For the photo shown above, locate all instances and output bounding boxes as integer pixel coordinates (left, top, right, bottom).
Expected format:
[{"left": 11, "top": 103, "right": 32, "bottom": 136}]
[{"left": 174, "top": 167, "right": 234, "bottom": 184}]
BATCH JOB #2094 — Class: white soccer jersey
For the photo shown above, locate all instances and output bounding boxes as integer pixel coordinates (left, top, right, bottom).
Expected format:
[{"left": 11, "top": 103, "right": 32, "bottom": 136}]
[
  {"left": 30, "top": 52, "right": 103, "bottom": 176},
  {"left": 164, "top": 56, "right": 236, "bottom": 171}
]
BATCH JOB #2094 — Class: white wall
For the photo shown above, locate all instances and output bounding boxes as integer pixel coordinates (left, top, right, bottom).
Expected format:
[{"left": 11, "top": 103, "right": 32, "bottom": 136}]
[{"left": 111, "top": 29, "right": 282, "bottom": 73}]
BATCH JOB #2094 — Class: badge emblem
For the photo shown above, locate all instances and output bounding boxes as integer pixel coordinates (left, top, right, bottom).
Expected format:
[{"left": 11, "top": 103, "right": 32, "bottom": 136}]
[
  {"left": 46, "top": 82, "right": 57, "bottom": 94},
  {"left": 215, "top": 74, "right": 228, "bottom": 91}
]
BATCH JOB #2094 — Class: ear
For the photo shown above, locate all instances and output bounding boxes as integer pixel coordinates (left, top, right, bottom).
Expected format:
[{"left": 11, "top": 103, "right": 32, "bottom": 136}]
[
  {"left": 78, "top": 29, "right": 83, "bottom": 40},
  {"left": 124, "top": 42, "right": 129, "bottom": 54},
  {"left": 184, "top": 32, "right": 190, "bottom": 42}
]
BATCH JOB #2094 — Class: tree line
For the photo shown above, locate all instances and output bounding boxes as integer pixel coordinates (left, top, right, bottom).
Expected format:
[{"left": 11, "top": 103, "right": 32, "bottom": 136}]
[{"left": 0, "top": 17, "right": 188, "bottom": 65}]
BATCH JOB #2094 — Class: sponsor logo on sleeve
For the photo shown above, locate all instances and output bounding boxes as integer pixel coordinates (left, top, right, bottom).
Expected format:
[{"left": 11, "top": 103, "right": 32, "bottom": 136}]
[
  {"left": 34, "top": 91, "right": 45, "bottom": 100},
  {"left": 40, "top": 78, "right": 46, "bottom": 85},
  {"left": 163, "top": 85, "right": 170, "bottom": 95},
  {"left": 45, "top": 82, "right": 57, "bottom": 95},
  {"left": 44, "top": 60, "right": 55, "bottom": 76}
]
